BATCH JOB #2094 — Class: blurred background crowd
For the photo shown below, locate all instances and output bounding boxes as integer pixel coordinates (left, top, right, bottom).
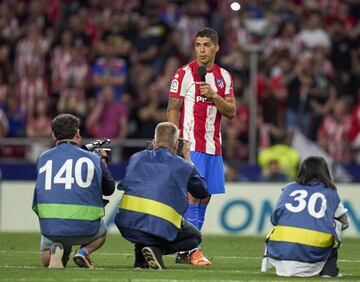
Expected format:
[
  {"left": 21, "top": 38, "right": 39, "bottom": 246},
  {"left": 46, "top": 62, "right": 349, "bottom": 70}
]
[{"left": 0, "top": 0, "right": 359, "bottom": 182}]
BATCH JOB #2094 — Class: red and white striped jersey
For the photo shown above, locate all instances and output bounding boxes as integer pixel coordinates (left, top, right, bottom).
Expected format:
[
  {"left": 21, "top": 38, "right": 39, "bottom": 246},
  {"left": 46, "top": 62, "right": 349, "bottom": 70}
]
[{"left": 168, "top": 60, "right": 234, "bottom": 155}]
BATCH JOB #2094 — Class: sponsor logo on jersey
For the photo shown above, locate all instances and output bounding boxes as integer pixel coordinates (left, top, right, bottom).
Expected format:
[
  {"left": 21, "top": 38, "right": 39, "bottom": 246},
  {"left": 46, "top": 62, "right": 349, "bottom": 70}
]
[
  {"left": 196, "top": 95, "right": 212, "bottom": 103},
  {"left": 170, "top": 79, "right": 179, "bottom": 93}
]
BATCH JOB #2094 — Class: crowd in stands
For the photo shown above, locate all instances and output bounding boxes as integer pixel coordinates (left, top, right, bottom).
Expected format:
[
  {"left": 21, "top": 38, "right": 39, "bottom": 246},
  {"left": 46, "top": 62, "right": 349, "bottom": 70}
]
[{"left": 0, "top": 0, "right": 359, "bottom": 180}]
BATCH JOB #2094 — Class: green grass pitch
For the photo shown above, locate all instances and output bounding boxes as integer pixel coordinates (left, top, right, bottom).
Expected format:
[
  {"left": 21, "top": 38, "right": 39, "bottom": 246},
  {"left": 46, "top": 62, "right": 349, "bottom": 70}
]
[{"left": 0, "top": 232, "right": 359, "bottom": 281}]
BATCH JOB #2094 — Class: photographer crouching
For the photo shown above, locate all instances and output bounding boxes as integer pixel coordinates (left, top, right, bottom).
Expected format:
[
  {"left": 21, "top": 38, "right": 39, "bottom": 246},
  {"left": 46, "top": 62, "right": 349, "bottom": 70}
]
[
  {"left": 114, "top": 122, "right": 208, "bottom": 270},
  {"left": 32, "top": 113, "right": 115, "bottom": 269}
]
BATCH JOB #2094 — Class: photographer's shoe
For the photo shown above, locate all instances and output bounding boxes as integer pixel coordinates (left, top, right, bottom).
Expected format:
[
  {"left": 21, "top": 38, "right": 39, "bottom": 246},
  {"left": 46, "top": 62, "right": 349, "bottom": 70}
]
[
  {"left": 134, "top": 247, "right": 149, "bottom": 269},
  {"left": 142, "top": 246, "right": 165, "bottom": 270},
  {"left": 175, "top": 251, "right": 191, "bottom": 264},
  {"left": 175, "top": 249, "right": 211, "bottom": 265},
  {"left": 73, "top": 248, "right": 94, "bottom": 269},
  {"left": 48, "top": 243, "right": 64, "bottom": 268}
]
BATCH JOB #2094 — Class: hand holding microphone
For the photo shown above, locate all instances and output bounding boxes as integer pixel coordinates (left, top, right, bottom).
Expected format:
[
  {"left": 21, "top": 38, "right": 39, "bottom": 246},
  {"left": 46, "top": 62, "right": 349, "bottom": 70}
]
[{"left": 197, "top": 66, "right": 216, "bottom": 100}]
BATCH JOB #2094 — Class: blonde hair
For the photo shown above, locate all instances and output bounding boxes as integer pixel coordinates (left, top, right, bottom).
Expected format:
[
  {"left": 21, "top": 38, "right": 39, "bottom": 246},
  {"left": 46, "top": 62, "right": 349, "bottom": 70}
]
[{"left": 154, "top": 122, "right": 179, "bottom": 147}]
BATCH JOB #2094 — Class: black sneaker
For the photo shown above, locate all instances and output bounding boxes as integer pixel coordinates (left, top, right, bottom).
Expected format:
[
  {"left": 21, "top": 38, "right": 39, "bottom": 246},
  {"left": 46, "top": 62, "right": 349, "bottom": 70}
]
[
  {"left": 175, "top": 251, "right": 190, "bottom": 264},
  {"left": 134, "top": 248, "right": 149, "bottom": 269},
  {"left": 141, "top": 246, "right": 166, "bottom": 270}
]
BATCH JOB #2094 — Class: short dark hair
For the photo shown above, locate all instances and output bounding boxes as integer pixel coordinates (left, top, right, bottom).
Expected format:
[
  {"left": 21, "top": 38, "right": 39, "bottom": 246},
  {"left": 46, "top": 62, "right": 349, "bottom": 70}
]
[
  {"left": 51, "top": 114, "right": 80, "bottom": 140},
  {"left": 195, "top": 27, "right": 218, "bottom": 44},
  {"left": 296, "top": 156, "right": 336, "bottom": 190}
]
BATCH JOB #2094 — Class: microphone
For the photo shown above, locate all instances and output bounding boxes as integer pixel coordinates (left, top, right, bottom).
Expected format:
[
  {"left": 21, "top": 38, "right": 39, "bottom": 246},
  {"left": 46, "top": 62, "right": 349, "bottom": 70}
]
[
  {"left": 197, "top": 66, "right": 207, "bottom": 98},
  {"left": 197, "top": 66, "right": 207, "bottom": 82}
]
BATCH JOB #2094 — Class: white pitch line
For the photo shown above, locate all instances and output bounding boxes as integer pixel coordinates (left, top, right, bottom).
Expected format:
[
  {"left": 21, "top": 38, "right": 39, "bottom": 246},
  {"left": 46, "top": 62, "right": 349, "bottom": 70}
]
[
  {"left": 0, "top": 264, "right": 359, "bottom": 277},
  {"left": 0, "top": 265, "right": 257, "bottom": 274},
  {"left": 2, "top": 250, "right": 360, "bottom": 263},
  {"left": 0, "top": 277, "right": 250, "bottom": 282}
]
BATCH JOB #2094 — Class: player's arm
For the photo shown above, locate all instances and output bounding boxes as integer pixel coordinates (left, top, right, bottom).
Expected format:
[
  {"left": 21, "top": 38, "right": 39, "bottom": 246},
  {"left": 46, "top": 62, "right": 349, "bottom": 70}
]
[
  {"left": 167, "top": 97, "right": 183, "bottom": 127},
  {"left": 199, "top": 82, "right": 236, "bottom": 119},
  {"left": 213, "top": 95, "right": 236, "bottom": 120}
]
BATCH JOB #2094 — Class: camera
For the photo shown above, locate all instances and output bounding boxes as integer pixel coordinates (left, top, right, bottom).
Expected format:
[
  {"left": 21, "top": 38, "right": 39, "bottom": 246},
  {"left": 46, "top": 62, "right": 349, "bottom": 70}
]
[
  {"left": 146, "top": 139, "right": 184, "bottom": 156},
  {"left": 176, "top": 138, "right": 185, "bottom": 156},
  {"left": 82, "top": 138, "right": 112, "bottom": 163}
]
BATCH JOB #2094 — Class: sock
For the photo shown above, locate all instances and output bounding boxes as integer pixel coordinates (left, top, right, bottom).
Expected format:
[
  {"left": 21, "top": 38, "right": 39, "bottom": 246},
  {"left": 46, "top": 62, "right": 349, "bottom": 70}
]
[
  {"left": 79, "top": 247, "right": 89, "bottom": 257},
  {"left": 183, "top": 203, "right": 199, "bottom": 229},
  {"left": 198, "top": 204, "right": 207, "bottom": 230}
]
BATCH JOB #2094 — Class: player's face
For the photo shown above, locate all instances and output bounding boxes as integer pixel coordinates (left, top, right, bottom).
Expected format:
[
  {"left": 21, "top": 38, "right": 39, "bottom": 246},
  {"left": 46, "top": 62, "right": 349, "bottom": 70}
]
[{"left": 194, "top": 36, "right": 219, "bottom": 67}]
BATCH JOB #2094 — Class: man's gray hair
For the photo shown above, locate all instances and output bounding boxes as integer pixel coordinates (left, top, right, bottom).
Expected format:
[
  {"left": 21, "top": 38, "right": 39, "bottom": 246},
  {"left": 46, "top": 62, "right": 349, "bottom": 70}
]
[{"left": 154, "top": 122, "right": 179, "bottom": 147}]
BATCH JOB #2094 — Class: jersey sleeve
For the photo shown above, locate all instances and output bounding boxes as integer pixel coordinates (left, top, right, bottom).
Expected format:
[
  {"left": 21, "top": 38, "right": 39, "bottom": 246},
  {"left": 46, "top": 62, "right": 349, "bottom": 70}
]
[
  {"left": 168, "top": 67, "right": 186, "bottom": 99},
  {"left": 223, "top": 69, "right": 234, "bottom": 97}
]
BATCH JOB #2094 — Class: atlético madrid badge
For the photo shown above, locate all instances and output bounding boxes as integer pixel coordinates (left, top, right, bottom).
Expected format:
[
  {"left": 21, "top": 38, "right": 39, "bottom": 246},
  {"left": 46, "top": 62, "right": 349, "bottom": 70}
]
[{"left": 216, "top": 78, "right": 225, "bottom": 89}]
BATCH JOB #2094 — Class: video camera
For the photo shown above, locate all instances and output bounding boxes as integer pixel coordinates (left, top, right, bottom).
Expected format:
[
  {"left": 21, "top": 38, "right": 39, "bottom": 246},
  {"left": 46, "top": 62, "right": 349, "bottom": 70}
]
[{"left": 82, "top": 138, "right": 112, "bottom": 164}]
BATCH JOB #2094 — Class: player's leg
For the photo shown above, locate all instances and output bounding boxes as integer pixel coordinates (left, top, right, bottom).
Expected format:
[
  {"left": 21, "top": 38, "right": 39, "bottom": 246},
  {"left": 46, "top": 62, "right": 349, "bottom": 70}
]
[
  {"left": 198, "top": 154, "right": 225, "bottom": 230},
  {"left": 198, "top": 196, "right": 211, "bottom": 230},
  {"left": 183, "top": 193, "right": 200, "bottom": 228},
  {"left": 183, "top": 151, "right": 207, "bottom": 229},
  {"left": 192, "top": 154, "right": 224, "bottom": 265}
]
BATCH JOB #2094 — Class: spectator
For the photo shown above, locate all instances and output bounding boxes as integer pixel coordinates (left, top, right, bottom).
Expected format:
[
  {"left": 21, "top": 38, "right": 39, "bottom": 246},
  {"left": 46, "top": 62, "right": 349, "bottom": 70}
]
[
  {"left": 26, "top": 97, "right": 52, "bottom": 138},
  {"left": 92, "top": 38, "right": 127, "bottom": 101},
  {"left": 26, "top": 97, "right": 52, "bottom": 162},
  {"left": 17, "top": 60, "right": 48, "bottom": 120},
  {"left": 0, "top": 3, "right": 20, "bottom": 43},
  {"left": 318, "top": 98, "right": 352, "bottom": 164},
  {"left": 258, "top": 141, "right": 300, "bottom": 180},
  {"left": 223, "top": 75, "right": 249, "bottom": 162},
  {"left": 258, "top": 159, "right": 289, "bottom": 182},
  {"left": 3, "top": 94, "right": 26, "bottom": 138},
  {"left": 86, "top": 85, "right": 128, "bottom": 143},
  {"left": 0, "top": 108, "right": 8, "bottom": 138},
  {"left": 15, "top": 21, "right": 49, "bottom": 79},
  {"left": 264, "top": 20, "right": 301, "bottom": 58},
  {"left": 297, "top": 10, "right": 331, "bottom": 51},
  {"left": 0, "top": 38, "right": 12, "bottom": 106},
  {"left": 129, "top": 15, "right": 160, "bottom": 95},
  {"left": 50, "top": 29, "right": 75, "bottom": 94},
  {"left": 285, "top": 52, "right": 313, "bottom": 138},
  {"left": 130, "top": 83, "right": 167, "bottom": 139},
  {"left": 349, "top": 89, "right": 360, "bottom": 163},
  {"left": 101, "top": 13, "right": 132, "bottom": 59},
  {"left": 307, "top": 48, "right": 336, "bottom": 141}
]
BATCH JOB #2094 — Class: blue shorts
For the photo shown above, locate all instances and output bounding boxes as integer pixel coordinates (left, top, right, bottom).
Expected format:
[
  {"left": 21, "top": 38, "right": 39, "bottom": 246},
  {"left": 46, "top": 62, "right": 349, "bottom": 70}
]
[{"left": 190, "top": 151, "right": 225, "bottom": 194}]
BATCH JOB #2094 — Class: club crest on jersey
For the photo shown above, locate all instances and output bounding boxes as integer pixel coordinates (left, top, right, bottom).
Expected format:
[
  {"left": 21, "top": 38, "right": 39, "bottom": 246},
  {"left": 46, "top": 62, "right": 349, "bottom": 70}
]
[
  {"left": 216, "top": 78, "right": 225, "bottom": 89},
  {"left": 170, "top": 79, "right": 179, "bottom": 93}
]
